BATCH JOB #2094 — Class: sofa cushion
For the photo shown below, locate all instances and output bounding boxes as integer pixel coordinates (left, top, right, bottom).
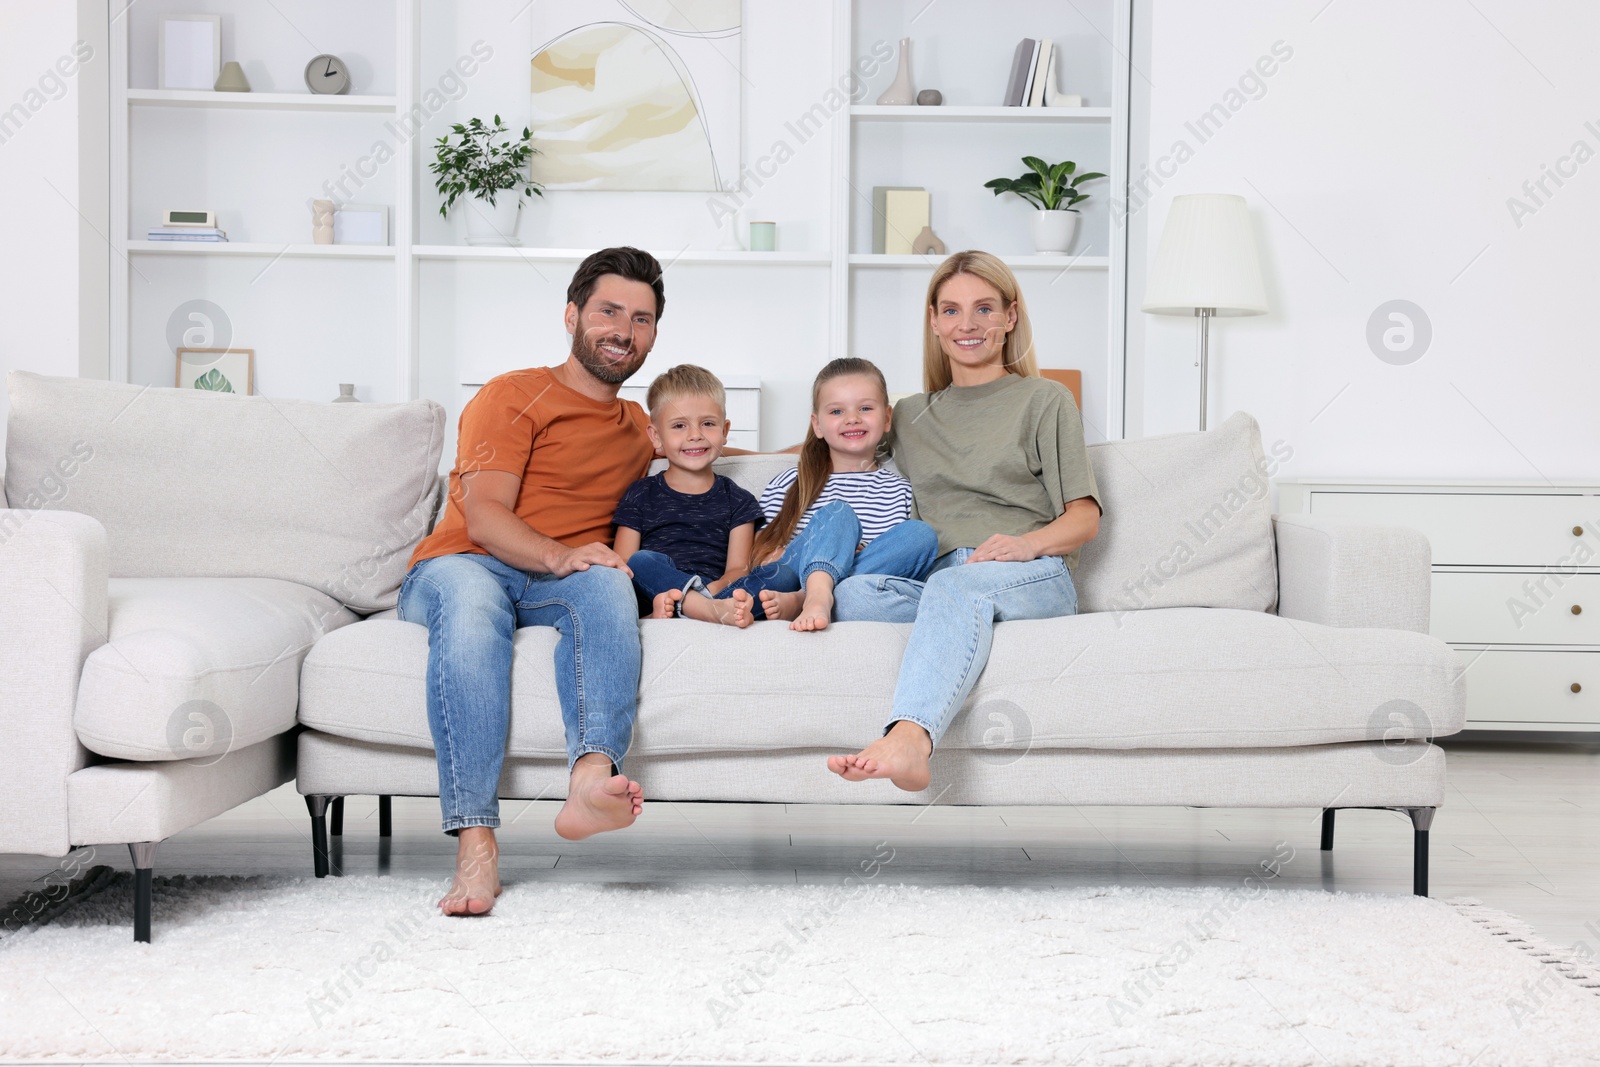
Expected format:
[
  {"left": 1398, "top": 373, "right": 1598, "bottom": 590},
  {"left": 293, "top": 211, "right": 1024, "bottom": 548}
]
[
  {"left": 76, "top": 577, "right": 358, "bottom": 761},
  {"left": 298, "top": 609, "right": 1462, "bottom": 757},
  {"left": 4, "top": 371, "right": 444, "bottom": 611},
  {"left": 1074, "top": 411, "right": 1279, "bottom": 615}
]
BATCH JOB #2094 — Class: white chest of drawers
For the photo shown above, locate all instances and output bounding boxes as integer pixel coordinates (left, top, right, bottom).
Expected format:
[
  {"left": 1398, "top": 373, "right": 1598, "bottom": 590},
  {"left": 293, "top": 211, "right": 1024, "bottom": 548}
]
[{"left": 1278, "top": 481, "right": 1599, "bottom": 732}]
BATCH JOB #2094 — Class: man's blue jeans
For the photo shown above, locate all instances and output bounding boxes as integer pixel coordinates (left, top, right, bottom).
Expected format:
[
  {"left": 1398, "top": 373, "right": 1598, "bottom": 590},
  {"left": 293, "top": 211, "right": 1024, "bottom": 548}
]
[
  {"left": 398, "top": 553, "right": 640, "bottom": 833},
  {"left": 833, "top": 549, "right": 1079, "bottom": 747},
  {"left": 628, "top": 501, "right": 939, "bottom": 619}
]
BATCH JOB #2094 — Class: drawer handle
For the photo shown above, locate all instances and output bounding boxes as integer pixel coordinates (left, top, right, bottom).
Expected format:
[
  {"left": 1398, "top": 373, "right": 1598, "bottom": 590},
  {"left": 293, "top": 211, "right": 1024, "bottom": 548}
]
[
  {"left": 1575, "top": 605, "right": 1584, "bottom": 615},
  {"left": 1577, "top": 526, "right": 1587, "bottom": 537},
  {"left": 1575, "top": 683, "right": 1584, "bottom": 694}
]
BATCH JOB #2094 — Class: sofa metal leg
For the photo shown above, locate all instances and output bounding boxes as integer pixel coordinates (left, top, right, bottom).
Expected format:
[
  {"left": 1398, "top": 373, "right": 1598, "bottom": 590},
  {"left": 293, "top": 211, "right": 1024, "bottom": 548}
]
[
  {"left": 330, "top": 796, "right": 345, "bottom": 837},
  {"left": 378, "top": 795, "right": 392, "bottom": 838},
  {"left": 128, "top": 842, "right": 158, "bottom": 943},
  {"left": 1320, "top": 808, "right": 1335, "bottom": 851},
  {"left": 1405, "top": 807, "right": 1435, "bottom": 897},
  {"left": 306, "top": 795, "right": 332, "bottom": 878}
]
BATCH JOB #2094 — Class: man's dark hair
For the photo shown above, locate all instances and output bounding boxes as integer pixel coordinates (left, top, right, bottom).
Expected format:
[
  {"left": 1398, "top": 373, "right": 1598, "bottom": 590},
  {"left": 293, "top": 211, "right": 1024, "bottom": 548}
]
[{"left": 566, "top": 246, "right": 665, "bottom": 321}]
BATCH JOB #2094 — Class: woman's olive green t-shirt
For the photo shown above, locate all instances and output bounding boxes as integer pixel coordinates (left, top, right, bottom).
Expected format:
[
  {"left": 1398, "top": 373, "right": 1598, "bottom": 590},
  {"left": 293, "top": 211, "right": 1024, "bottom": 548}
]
[{"left": 887, "top": 374, "right": 1102, "bottom": 570}]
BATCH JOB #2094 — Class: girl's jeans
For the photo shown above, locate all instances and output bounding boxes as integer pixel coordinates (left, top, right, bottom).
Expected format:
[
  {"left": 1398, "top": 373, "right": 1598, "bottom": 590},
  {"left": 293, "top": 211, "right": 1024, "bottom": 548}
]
[{"left": 833, "top": 548, "right": 1079, "bottom": 747}]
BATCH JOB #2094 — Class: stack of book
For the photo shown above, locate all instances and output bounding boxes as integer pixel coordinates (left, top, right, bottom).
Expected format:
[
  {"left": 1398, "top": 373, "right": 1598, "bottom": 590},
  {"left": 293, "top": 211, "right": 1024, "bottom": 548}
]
[
  {"left": 1003, "top": 38, "right": 1078, "bottom": 107},
  {"left": 146, "top": 226, "right": 228, "bottom": 242}
]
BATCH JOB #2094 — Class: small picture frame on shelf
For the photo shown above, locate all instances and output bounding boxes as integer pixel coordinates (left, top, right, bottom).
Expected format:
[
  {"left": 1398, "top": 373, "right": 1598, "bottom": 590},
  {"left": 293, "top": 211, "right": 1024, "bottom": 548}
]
[
  {"left": 333, "top": 204, "right": 389, "bottom": 245},
  {"left": 158, "top": 15, "right": 222, "bottom": 91},
  {"left": 176, "top": 347, "right": 254, "bottom": 395}
]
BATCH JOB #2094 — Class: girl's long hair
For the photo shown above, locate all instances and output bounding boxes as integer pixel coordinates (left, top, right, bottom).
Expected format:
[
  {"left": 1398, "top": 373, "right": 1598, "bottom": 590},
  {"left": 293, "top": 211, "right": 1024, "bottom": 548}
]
[
  {"left": 752, "top": 357, "right": 888, "bottom": 561},
  {"left": 922, "top": 250, "right": 1037, "bottom": 392}
]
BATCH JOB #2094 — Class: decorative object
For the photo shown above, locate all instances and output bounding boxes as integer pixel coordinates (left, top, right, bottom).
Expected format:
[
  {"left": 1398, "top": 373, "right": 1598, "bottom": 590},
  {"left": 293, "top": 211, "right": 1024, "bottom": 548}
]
[
  {"left": 883, "top": 189, "right": 930, "bottom": 254},
  {"left": 910, "top": 225, "right": 945, "bottom": 256},
  {"left": 748, "top": 221, "right": 776, "bottom": 252},
  {"left": 430, "top": 115, "right": 541, "bottom": 246},
  {"left": 175, "top": 347, "right": 253, "bottom": 395},
  {"left": 985, "top": 156, "right": 1106, "bottom": 255},
  {"left": 871, "top": 185, "right": 922, "bottom": 253},
  {"left": 162, "top": 209, "right": 215, "bottom": 228},
  {"left": 716, "top": 206, "right": 743, "bottom": 251},
  {"left": 876, "top": 37, "right": 915, "bottom": 105},
  {"left": 1038, "top": 368, "right": 1083, "bottom": 408},
  {"left": 530, "top": 1, "right": 741, "bottom": 191},
  {"left": 213, "top": 61, "right": 249, "bottom": 92},
  {"left": 1141, "top": 193, "right": 1268, "bottom": 430},
  {"left": 332, "top": 204, "right": 388, "bottom": 246},
  {"left": 304, "top": 53, "right": 351, "bottom": 95},
  {"left": 916, "top": 88, "right": 942, "bottom": 106},
  {"left": 310, "top": 199, "right": 334, "bottom": 244},
  {"left": 1043, "top": 43, "right": 1082, "bottom": 107},
  {"left": 332, "top": 384, "right": 359, "bottom": 403},
  {"left": 157, "top": 15, "right": 221, "bottom": 91}
]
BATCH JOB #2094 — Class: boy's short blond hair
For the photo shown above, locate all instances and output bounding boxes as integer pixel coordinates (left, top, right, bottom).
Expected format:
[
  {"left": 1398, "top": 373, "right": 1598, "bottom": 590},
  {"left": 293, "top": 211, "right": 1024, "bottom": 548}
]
[{"left": 646, "top": 364, "right": 726, "bottom": 419}]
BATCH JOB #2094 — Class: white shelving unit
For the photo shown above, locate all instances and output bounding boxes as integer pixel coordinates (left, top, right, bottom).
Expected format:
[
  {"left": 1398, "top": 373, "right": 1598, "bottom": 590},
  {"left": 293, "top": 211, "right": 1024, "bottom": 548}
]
[
  {"left": 126, "top": 88, "right": 399, "bottom": 112},
  {"left": 850, "top": 105, "right": 1113, "bottom": 122}
]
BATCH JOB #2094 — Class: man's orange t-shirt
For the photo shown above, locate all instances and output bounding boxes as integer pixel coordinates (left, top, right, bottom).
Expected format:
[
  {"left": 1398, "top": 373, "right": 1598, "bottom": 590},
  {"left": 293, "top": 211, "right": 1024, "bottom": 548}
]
[{"left": 409, "top": 367, "right": 654, "bottom": 569}]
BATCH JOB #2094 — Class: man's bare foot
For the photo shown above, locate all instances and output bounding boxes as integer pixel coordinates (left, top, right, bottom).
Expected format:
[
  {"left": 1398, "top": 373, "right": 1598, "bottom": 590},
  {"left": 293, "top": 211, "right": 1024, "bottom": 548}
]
[
  {"left": 439, "top": 826, "right": 502, "bottom": 916},
  {"left": 680, "top": 588, "right": 755, "bottom": 628},
  {"left": 648, "top": 589, "right": 683, "bottom": 619},
  {"left": 555, "top": 754, "right": 644, "bottom": 840},
  {"left": 759, "top": 588, "right": 805, "bottom": 622},
  {"left": 791, "top": 587, "right": 835, "bottom": 632},
  {"left": 826, "top": 721, "right": 932, "bottom": 792}
]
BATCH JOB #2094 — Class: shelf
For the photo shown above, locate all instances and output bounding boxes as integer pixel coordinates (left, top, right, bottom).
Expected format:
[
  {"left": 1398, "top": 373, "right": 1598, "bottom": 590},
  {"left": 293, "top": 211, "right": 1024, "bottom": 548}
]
[
  {"left": 126, "top": 89, "right": 398, "bottom": 113},
  {"left": 412, "top": 246, "right": 831, "bottom": 265},
  {"left": 849, "top": 254, "right": 1110, "bottom": 270},
  {"left": 850, "top": 105, "right": 1112, "bottom": 122},
  {"left": 125, "top": 241, "right": 396, "bottom": 259}
]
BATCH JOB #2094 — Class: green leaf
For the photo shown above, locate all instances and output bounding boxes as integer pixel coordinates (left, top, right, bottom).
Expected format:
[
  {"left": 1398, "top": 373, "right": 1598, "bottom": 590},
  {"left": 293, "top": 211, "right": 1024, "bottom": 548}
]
[{"left": 194, "top": 367, "right": 233, "bottom": 393}]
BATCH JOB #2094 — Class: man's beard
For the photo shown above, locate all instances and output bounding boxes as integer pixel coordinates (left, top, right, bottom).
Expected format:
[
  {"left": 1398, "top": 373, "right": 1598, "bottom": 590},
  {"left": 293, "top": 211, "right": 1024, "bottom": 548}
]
[{"left": 571, "top": 329, "right": 648, "bottom": 385}]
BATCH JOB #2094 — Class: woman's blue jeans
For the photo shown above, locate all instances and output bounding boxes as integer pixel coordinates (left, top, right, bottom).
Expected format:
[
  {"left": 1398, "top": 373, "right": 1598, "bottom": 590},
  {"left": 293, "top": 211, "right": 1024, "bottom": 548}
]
[
  {"left": 628, "top": 501, "right": 939, "bottom": 619},
  {"left": 398, "top": 552, "right": 640, "bottom": 833},
  {"left": 833, "top": 549, "right": 1079, "bottom": 747}
]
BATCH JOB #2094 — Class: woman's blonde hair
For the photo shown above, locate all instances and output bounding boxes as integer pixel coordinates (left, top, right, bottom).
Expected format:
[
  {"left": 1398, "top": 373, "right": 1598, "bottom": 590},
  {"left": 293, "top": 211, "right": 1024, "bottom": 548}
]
[{"left": 921, "top": 250, "right": 1037, "bottom": 393}]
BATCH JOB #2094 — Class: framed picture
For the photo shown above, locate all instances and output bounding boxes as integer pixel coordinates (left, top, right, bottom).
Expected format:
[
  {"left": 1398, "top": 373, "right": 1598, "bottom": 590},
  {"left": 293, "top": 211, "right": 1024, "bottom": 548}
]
[
  {"left": 176, "top": 347, "right": 254, "bottom": 395},
  {"left": 158, "top": 15, "right": 222, "bottom": 91},
  {"left": 333, "top": 204, "right": 389, "bottom": 245}
]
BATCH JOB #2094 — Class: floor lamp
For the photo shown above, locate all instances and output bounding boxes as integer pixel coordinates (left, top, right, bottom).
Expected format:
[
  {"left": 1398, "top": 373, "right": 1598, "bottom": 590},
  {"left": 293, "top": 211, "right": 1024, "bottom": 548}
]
[{"left": 1141, "top": 194, "right": 1268, "bottom": 431}]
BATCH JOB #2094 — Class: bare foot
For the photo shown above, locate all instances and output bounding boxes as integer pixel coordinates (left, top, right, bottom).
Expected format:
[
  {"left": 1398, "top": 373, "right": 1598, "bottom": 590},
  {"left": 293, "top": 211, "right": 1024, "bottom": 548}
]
[
  {"left": 439, "top": 826, "right": 502, "bottom": 916},
  {"left": 827, "top": 721, "right": 932, "bottom": 792},
  {"left": 680, "top": 588, "right": 755, "bottom": 628},
  {"left": 555, "top": 755, "right": 644, "bottom": 840},
  {"left": 759, "top": 588, "right": 805, "bottom": 622},
  {"left": 789, "top": 571, "right": 836, "bottom": 632},
  {"left": 649, "top": 589, "right": 683, "bottom": 619}
]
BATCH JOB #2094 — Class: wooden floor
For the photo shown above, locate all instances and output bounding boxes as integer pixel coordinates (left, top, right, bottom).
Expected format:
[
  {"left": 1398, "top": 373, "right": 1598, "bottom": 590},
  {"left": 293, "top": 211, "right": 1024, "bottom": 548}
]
[{"left": 3, "top": 740, "right": 1597, "bottom": 947}]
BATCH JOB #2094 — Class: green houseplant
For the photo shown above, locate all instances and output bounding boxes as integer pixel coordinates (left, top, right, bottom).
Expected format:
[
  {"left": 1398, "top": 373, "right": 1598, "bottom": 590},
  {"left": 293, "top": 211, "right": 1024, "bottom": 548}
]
[
  {"left": 430, "top": 115, "right": 542, "bottom": 246},
  {"left": 984, "top": 156, "right": 1106, "bottom": 255}
]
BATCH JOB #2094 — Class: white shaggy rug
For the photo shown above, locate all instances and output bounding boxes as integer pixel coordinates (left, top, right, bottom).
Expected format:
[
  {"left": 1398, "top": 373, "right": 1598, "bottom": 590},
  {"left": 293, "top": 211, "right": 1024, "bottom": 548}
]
[{"left": 2, "top": 873, "right": 1599, "bottom": 1065}]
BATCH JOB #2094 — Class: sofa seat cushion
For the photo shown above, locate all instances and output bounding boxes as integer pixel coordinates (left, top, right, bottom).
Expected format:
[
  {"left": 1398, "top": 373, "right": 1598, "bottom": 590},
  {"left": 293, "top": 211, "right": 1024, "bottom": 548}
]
[
  {"left": 76, "top": 578, "right": 359, "bottom": 760},
  {"left": 298, "top": 609, "right": 1462, "bottom": 758}
]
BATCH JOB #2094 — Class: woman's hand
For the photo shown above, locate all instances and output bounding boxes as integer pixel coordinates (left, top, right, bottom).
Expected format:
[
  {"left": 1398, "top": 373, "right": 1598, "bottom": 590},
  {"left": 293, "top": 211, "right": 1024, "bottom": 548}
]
[{"left": 966, "top": 533, "right": 1041, "bottom": 564}]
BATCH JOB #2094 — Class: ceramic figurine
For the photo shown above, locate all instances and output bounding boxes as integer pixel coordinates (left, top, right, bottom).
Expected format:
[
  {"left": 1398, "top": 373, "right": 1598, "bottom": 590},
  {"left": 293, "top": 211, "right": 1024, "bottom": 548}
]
[
  {"left": 332, "top": 384, "right": 358, "bottom": 403},
  {"left": 911, "top": 225, "right": 946, "bottom": 256},
  {"left": 876, "top": 38, "right": 915, "bottom": 105},
  {"left": 312, "top": 199, "right": 335, "bottom": 244},
  {"left": 917, "top": 89, "right": 942, "bottom": 106}
]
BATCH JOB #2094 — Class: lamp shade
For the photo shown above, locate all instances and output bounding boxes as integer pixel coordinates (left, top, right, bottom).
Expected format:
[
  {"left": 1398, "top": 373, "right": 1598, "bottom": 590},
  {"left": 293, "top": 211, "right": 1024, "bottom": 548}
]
[{"left": 1142, "top": 193, "right": 1268, "bottom": 316}]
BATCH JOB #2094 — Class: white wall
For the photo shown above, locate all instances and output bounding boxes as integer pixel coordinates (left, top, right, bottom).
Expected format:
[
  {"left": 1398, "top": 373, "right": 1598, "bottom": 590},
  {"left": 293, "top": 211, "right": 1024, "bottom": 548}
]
[{"left": 1126, "top": 0, "right": 1600, "bottom": 487}]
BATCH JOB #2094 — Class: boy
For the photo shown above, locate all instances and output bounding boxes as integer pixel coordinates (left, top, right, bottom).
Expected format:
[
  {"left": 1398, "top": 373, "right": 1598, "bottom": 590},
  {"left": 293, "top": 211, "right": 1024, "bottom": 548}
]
[{"left": 613, "top": 365, "right": 774, "bottom": 628}]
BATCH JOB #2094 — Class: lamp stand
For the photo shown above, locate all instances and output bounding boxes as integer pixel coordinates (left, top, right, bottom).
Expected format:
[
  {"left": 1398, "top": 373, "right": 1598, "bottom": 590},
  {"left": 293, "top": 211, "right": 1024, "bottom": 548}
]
[{"left": 1194, "top": 307, "right": 1214, "bottom": 431}]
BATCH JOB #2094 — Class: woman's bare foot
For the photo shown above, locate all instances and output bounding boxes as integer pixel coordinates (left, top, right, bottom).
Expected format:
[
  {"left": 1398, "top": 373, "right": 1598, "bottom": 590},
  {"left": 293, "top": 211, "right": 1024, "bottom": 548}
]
[
  {"left": 827, "top": 721, "right": 932, "bottom": 792},
  {"left": 759, "top": 588, "right": 805, "bottom": 622},
  {"left": 789, "top": 571, "right": 836, "bottom": 632},
  {"left": 555, "top": 754, "right": 644, "bottom": 840},
  {"left": 680, "top": 588, "right": 755, "bottom": 628},
  {"left": 648, "top": 589, "right": 683, "bottom": 619},
  {"left": 439, "top": 826, "right": 502, "bottom": 916}
]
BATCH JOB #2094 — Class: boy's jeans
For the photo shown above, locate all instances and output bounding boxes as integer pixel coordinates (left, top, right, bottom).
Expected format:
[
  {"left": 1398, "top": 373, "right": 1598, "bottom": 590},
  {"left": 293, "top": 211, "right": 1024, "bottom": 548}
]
[
  {"left": 397, "top": 552, "right": 640, "bottom": 833},
  {"left": 833, "top": 549, "right": 1079, "bottom": 747},
  {"left": 628, "top": 501, "right": 939, "bottom": 619}
]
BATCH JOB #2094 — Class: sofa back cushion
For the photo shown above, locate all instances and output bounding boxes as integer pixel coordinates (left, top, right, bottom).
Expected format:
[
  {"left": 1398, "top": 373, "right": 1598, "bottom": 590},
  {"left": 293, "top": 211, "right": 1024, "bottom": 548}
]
[
  {"left": 4, "top": 372, "right": 444, "bottom": 612},
  {"left": 1074, "top": 411, "right": 1278, "bottom": 615},
  {"left": 672, "top": 453, "right": 797, "bottom": 500}
]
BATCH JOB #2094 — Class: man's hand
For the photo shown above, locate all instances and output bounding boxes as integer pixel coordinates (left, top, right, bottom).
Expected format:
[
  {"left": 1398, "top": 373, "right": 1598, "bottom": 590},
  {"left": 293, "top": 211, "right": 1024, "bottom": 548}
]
[
  {"left": 967, "top": 533, "right": 1042, "bottom": 564},
  {"left": 547, "top": 542, "right": 633, "bottom": 578}
]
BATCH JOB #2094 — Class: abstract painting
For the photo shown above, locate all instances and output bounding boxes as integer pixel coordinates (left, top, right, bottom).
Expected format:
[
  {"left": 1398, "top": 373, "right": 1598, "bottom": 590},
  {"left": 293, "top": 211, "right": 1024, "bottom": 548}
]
[{"left": 531, "top": 0, "right": 741, "bottom": 191}]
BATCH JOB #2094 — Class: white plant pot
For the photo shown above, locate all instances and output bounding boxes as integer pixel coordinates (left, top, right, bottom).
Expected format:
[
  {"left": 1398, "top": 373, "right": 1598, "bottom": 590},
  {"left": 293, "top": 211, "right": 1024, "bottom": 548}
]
[
  {"left": 464, "top": 195, "right": 523, "bottom": 246},
  {"left": 1030, "top": 210, "right": 1080, "bottom": 255}
]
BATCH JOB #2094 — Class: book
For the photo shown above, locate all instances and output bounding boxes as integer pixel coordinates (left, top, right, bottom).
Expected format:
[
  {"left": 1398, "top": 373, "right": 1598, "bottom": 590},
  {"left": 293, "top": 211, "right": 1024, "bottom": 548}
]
[
  {"left": 146, "top": 232, "right": 228, "bottom": 242},
  {"left": 1003, "top": 38, "right": 1035, "bottom": 106},
  {"left": 872, "top": 185, "right": 924, "bottom": 254},
  {"left": 1020, "top": 39, "right": 1042, "bottom": 107},
  {"left": 883, "top": 189, "right": 930, "bottom": 254},
  {"left": 147, "top": 226, "right": 227, "bottom": 238},
  {"left": 1029, "top": 40, "right": 1054, "bottom": 107}
]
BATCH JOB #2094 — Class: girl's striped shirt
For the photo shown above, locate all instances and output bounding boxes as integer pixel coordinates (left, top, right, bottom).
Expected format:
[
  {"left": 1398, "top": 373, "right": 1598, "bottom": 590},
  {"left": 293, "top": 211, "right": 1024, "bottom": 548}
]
[{"left": 758, "top": 466, "right": 913, "bottom": 545}]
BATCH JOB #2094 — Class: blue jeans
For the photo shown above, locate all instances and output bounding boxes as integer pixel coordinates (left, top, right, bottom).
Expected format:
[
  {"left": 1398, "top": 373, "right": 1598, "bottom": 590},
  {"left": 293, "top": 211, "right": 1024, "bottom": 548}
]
[
  {"left": 834, "top": 548, "right": 1078, "bottom": 747},
  {"left": 397, "top": 553, "right": 640, "bottom": 833},
  {"left": 628, "top": 501, "right": 938, "bottom": 620}
]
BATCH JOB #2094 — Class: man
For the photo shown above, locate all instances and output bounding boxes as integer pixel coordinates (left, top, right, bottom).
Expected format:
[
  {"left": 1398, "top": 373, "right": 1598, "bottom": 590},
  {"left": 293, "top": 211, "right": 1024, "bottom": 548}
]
[{"left": 400, "top": 247, "right": 663, "bottom": 916}]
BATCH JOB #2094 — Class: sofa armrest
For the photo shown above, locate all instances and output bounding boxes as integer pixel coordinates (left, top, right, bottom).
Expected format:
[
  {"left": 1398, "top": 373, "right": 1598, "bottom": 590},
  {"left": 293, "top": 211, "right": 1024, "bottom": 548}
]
[
  {"left": 1274, "top": 514, "right": 1431, "bottom": 633},
  {"left": 0, "top": 509, "right": 108, "bottom": 856}
]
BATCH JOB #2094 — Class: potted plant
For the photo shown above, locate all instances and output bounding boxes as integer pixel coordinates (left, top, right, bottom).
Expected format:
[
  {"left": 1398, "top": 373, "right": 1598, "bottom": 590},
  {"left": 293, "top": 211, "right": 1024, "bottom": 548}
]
[
  {"left": 984, "top": 156, "right": 1106, "bottom": 255},
  {"left": 430, "top": 115, "right": 542, "bottom": 247}
]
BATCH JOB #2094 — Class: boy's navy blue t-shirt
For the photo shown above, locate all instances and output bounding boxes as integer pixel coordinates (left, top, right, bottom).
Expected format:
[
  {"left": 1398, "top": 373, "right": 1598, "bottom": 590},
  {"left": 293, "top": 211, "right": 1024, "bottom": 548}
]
[{"left": 613, "top": 472, "right": 763, "bottom": 580}]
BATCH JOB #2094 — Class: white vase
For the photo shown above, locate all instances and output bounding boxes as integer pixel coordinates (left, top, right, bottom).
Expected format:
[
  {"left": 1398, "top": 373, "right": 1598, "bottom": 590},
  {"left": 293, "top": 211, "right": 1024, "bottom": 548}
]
[
  {"left": 1030, "top": 209, "right": 1080, "bottom": 254},
  {"left": 876, "top": 38, "right": 915, "bottom": 105},
  {"left": 465, "top": 194, "right": 523, "bottom": 246}
]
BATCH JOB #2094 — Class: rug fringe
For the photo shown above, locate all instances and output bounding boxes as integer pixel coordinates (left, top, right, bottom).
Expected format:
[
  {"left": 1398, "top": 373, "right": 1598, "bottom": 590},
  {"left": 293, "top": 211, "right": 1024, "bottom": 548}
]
[{"left": 1450, "top": 897, "right": 1600, "bottom": 996}]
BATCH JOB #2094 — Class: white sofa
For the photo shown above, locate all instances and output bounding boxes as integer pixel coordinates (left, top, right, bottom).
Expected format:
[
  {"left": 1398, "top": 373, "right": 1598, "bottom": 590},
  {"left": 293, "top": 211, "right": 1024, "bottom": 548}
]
[{"left": 1, "top": 372, "right": 1465, "bottom": 941}]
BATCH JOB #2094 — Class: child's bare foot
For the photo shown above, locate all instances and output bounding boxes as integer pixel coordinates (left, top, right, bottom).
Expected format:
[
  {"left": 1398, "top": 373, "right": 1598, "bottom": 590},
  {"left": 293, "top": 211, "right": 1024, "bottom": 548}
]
[
  {"left": 555, "top": 755, "right": 644, "bottom": 840},
  {"left": 791, "top": 586, "right": 835, "bottom": 632},
  {"left": 827, "top": 721, "right": 932, "bottom": 792},
  {"left": 679, "top": 588, "right": 755, "bottom": 628},
  {"left": 649, "top": 589, "right": 683, "bottom": 619},
  {"left": 759, "top": 588, "right": 805, "bottom": 622},
  {"left": 439, "top": 826, "right": 502, "bottom": 916}
]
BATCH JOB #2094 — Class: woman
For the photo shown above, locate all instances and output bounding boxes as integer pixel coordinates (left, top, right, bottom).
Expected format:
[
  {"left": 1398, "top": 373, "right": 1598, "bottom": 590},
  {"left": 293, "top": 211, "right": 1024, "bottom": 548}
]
[{"left": 828, "top": 250, "right": 1102, "bottom": 791}]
